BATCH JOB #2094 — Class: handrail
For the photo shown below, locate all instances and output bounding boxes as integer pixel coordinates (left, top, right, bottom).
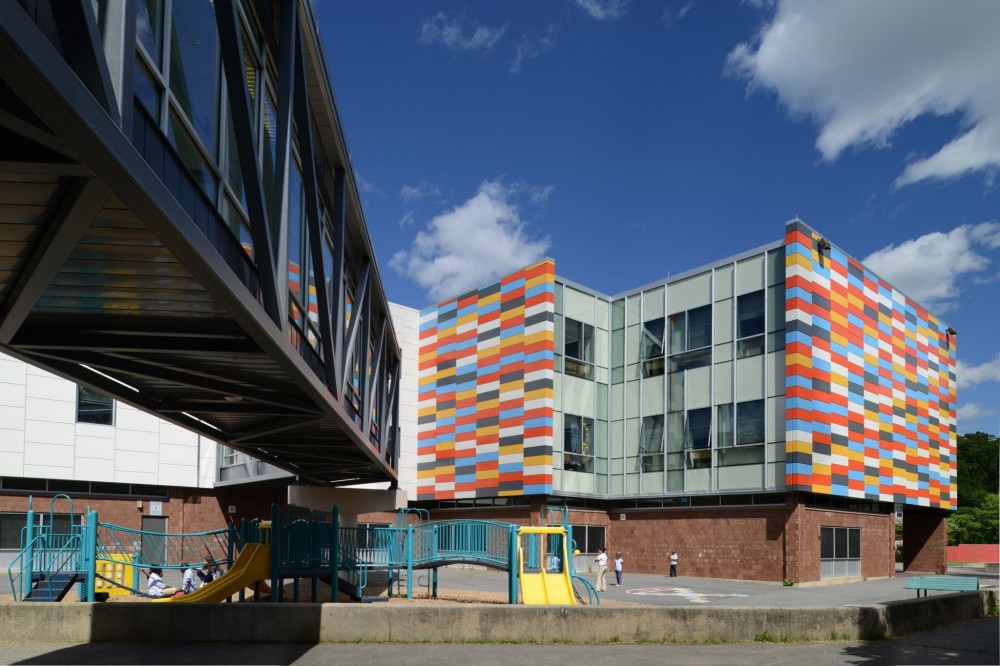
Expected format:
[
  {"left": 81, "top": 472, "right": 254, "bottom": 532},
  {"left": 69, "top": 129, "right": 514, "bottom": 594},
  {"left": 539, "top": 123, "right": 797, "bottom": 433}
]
[{"left": 95, "top": 522, "right": 234, "bottom": 569}]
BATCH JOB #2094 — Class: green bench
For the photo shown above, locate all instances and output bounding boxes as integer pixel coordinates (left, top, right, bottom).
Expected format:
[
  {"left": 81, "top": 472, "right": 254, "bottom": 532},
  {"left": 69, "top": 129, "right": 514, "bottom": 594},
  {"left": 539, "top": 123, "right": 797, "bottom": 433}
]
[{"left": 904, "top": 575, "right": 979, "bottom": 597}]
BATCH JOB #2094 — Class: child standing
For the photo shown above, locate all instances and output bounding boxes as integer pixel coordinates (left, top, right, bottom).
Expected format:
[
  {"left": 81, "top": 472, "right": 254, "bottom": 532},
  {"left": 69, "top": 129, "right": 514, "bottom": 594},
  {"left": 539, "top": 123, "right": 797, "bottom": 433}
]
[{"left": 614, "top": 552, "right": 624, "bottom": 587}]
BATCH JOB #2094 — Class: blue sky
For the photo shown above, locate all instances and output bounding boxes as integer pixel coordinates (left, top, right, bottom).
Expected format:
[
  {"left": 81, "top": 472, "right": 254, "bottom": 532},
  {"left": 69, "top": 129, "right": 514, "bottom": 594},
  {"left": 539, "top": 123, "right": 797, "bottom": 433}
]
[{"left": 316, "top": 0, "right": 1000, "bottom": 436}]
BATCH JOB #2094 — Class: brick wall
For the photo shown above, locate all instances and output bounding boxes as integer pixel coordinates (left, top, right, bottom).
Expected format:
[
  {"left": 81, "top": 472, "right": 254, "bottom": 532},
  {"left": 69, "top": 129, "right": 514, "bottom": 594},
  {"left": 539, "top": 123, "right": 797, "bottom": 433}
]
[
  {"left": 788, "top": 502, "right": 895, "bottom": 582},
  {"left": 607, "top": 506, "right": 787, "bottom": 580},
  {"left": 903, "top": 508, "right": 948, "bottom": 573}
]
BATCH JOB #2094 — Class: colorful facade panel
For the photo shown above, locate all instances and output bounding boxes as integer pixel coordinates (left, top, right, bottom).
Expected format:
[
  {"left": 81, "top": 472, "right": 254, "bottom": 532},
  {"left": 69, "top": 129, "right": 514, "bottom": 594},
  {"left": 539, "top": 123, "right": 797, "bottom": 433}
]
[
  {"left": 417, "top": 260, "right": 556, "bottom": 500},
  {"left": 784, "top": 221, "right": 957, "bottom": 509}
]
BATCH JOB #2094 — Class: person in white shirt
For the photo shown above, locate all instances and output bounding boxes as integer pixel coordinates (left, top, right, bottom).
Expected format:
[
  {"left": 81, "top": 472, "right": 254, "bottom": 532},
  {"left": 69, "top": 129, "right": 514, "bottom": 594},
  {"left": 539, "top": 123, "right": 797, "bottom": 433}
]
[
  {"left": 669, "top": 550, "right": 678, "bottom": 577},
  {"left": 614, "top": 552, "right": 624, "bottom": 587},
  {"left": 594, "top": 547, "right": 608, "bottom": 591},
  {"left": 181, "top": 563, "right": 197, "bottom": 594},
  {"left": 146, "top": 567, "right": 178, "bottom": 597}
]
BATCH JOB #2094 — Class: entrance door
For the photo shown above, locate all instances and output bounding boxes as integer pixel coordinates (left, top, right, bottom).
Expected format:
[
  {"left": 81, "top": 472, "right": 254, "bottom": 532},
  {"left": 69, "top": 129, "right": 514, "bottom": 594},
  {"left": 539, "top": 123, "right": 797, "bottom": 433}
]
[{"left": 140, "top": 516, "right": 168, "bottom": 567}]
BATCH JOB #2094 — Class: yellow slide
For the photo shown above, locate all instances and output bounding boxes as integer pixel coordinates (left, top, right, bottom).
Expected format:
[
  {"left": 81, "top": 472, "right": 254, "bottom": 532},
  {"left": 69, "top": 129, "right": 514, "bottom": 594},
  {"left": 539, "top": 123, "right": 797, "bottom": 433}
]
[
  {"left": 518, "top": 527, "right": 577, "bottom": 605},
  {"left": 155, "top": 543, "right": 271, "bottom": 603}
]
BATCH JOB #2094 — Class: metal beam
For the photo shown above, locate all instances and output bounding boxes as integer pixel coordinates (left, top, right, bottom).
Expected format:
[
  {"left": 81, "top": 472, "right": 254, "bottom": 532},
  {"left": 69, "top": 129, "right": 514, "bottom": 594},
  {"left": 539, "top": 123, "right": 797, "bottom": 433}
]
[
  {"left": 0, "top": 107, "right": 78, "bottom": 160},
  {"left": 0, "top": 161, "right": 91, "bottom": 177},
  {"left": 157, "top": 401, "right": 305, "bottom": 416},
  {"left": 12, "top": 331, "right": 261, "bottom": 355},
  {"left": 51, "top": 0, "right": 120, "bottom": 125},
  {"left": 364, "top": 315, "right": 385, "bottom": 438},
  {"left": 271, "top": 0, "right": 298, "bottom": 332},
  {"left": 342, "top": 260, "right": 370, "bottom": 398},
  {"left": 229, "top": 416, "right": 322, "bottom": 444},
  {"left": 0, "top": 178, "right": 110, "bottom": 344},
  {"left": 293, "top": 21, "right": 336, "bottom": 393},
  {"left": 328, "top": 167, "right": 347, "bottom": 396},
  {"left": 214, "top": 0, "right": 280, "bottom": 325}
]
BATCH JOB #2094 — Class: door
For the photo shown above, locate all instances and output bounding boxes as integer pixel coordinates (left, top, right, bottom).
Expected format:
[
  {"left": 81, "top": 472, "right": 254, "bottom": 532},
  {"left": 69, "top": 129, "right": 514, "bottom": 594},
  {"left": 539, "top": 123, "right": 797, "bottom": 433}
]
[{"left": 140, "top": 516, "right": 168, "bottom": 567}]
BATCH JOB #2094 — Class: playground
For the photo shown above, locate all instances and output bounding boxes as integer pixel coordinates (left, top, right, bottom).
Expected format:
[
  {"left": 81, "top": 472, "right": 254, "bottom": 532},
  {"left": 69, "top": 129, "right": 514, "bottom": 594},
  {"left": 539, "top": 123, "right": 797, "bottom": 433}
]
[{"left": 7, "top": 496, "right": 601, "bottom": 607}]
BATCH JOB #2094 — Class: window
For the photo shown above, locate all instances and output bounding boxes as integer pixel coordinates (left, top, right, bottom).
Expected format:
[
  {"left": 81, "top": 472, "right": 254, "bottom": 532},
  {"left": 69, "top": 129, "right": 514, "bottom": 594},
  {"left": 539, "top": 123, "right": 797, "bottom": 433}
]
[
  {"left": 736, "top": 400, "right": 765, "bottom": 446},
  {"left": 168, "top": 0, "right": 219, "bottom": 153},
  {"left": 685, "top": 408, "right": 711, "bottom": 449},
  {"left": 77, "top": 386, "right": 113, "bottom": 425},
  {"left": 717, "top": 403, "right": 734, "bottom": 448},
  {"left": 221, "top": 446, "right": 239, "bottom": 467},
  {"left": 820, "top": 526, "right": 861, "bottom": 578},
  {"left": 641, "top": 318, "right": 665, "bottom": 377},
  {"left": 640, "top": 415, "right": 664, "bottom": 472},
  {"left": 564, "top": 318, "right": 594, "bottom": 380},
  {"left": 568, "top": 524, "right": 606, "bottom": 554},
  {"left": 563, "top": 414, "right": 594, "bottom": 473},
  {"left": 737, "top": 290, "right": 765, "bottom": 358},
  {"left": 669, "top": 305, "right": 711, "bottom": 354}
]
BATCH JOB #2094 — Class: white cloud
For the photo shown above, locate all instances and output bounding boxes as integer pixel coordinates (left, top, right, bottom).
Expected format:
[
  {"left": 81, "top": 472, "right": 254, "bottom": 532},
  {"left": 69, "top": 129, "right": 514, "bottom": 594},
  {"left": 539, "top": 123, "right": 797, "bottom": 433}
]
[
  {"left": 390, "top": 179, "right": 551, "bottom": 303},
  {"left": 355, "top": 173, "right": 385, "bottom": 198},
  {"left": 511, "top": 24, "right": 559, "bottom": 74},
  {"left": 726, "top": 1, "right": 1000, "bottom": 187},
  {"left": 957, "top": 402, "right": 997, "bottom": 424},
  {"left": 575, "top": 0, "right": 630, "bottom": 20},
  {"left": 861, "top": 222, "right": 1000, "bottom": 313},
  {"left": 399, "top": 211, "right": 416, "bottom": 227},
  {"left": 662, "top": 2, "right": 695, "bottom": 26},
  {"left": 957, "top": 354, "right": 1000, "bottom": 391},
  {"left": 400, "top": 182, "right": 442, "bottom": 203},
  {"left": 417, "top": 13, "right": 507, "bottom": 52}
]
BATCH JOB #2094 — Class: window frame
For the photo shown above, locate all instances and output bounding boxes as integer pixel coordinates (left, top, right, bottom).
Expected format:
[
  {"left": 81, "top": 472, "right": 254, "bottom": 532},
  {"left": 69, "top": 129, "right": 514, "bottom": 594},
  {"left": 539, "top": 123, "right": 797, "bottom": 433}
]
[
  {"left": 76, "top": 385, "right": 115, "bottom": 426},
  {"left": 563, "top": 413, "right": 595, "bottom": 473}
]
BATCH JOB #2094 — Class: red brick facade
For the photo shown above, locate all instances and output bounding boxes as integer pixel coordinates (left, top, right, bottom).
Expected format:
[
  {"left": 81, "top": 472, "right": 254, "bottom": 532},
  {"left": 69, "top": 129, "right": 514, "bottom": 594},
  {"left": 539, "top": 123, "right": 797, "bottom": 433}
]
[
  {"left": 902, "top": 508, "right": 949, "bottom": 573},
  {"left": 398, "top": 493, "right": 902, "bottom": 583}
]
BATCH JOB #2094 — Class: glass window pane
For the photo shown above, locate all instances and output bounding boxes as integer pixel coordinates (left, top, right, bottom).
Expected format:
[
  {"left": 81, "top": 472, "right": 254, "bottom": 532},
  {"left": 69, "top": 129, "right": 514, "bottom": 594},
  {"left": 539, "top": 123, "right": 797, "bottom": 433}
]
[
  {"left": 737, "top": 399, "right": 765, "bottom": 446},
  {"left": 738, "top": 290, "right": 766, "bottom": 338},
  {"left": 668, "top": 311, "right": 685, "bottom": 354},
  {"left": 820, "top": 526, "right": 833, "bottom": 559},
  {"left": 686, "top": 407, "right": 711, "bottom": 449},
  {"left": 687, "top": 305, "right": 712, "bottom": 349},
  {"left": 77, "top": 386, "right": 113, "bottom": 425},
  {"left": 166, "top": 111, "right": 216, "bottom": 200},
  {"left": 834, "top": 527, "right": 848, "bottom": 559},
  {"left": 848, "top": 528, "right": 861, "bottom": 559},
  {"left": 717, "top": 403, "right": 733, "bottom": 448},
  {"left": 287, "top": 162, "right": 304, "bottom": 302},
  {"left": 262, "top": 90, "right": 278, "bottom": 230},
  {"left": 169, "top": 0, "right": 219, "bottom": 154},
  {"left": 136, "top": 0, "right": 162, "bottom": 66},
  {"left": 134, "top": 59, "right": 161, "bottom": 121},
  {"left": 641, "top": 317, "right": 665, "bottom": 377}
]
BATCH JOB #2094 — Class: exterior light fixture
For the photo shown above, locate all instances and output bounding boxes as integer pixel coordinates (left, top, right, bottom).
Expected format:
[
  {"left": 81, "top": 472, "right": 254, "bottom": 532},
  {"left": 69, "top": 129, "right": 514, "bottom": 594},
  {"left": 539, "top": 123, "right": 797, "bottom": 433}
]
[{"left": 817, "top": 238, "right": 832, "bottom": 251}]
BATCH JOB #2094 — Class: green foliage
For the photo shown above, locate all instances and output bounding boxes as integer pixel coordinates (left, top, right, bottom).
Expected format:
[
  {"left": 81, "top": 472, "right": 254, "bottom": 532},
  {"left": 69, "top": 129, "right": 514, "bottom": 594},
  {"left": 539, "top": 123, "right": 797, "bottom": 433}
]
[
  {"left": 957, "top": 432, "right": 999, "bottom": 509},
  {"left": 895, "top": 522, "right": 904, "bottom": 537},
  {"left": 948, "top": 493, "right": 999, "bottom": 545},
  {"left": 782, "top": 578, "right": 794, "bottom": 586},
  {"left": 988, "top": 598, "right": 998, "bottom": 617},
  {"left": 754, "top": 631, "right": 775, "bottom": 642}
]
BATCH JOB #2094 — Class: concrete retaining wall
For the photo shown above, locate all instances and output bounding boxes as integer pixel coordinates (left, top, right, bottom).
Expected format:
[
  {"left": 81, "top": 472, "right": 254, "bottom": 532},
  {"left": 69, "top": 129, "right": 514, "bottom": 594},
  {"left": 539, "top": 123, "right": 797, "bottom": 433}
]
[{"left": 1, "top": 589, "right": 994, "bottom": 644}]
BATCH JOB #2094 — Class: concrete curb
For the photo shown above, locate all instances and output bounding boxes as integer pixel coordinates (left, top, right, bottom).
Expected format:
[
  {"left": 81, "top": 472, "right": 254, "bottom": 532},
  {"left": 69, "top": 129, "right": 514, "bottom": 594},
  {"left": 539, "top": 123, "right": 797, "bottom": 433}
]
[{"left": 1, "top": 590, "right": 994, "bottom": 644}]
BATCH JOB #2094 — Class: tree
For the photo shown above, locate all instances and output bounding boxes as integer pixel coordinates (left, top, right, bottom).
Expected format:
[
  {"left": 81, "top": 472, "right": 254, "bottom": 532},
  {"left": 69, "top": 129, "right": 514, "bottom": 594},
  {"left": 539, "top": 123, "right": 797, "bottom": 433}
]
[
  {"left": 956, "top": 432, "right": 998, "bottom": 509},
  {"left": 948, "top": 493, "right": 999, "bottom": 546}
]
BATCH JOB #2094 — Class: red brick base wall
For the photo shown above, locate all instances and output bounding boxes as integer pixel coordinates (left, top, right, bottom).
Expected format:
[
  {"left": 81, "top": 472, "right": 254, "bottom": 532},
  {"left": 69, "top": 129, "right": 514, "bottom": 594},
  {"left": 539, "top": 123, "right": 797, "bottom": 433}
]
[
  {"left": 785, "top": 500, "right": 895, "bottom": 583},
  {"left": 903, "top": 508, "right": 949, "bottom": 573}
]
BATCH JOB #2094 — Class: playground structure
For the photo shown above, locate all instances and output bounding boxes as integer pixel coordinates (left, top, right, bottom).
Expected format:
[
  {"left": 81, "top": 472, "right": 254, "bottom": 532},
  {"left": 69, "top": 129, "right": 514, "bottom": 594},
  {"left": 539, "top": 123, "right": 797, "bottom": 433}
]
[{"left": 8, "top": 496, "right": 599, "bottom": 606}]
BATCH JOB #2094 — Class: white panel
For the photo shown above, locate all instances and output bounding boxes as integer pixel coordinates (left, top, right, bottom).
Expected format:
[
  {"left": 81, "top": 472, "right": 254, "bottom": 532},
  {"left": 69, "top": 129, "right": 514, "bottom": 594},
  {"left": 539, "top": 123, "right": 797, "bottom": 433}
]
[
  {"left": 626, "top": 324, "right": 641, "bottom": 364},
  {"left": 0, "top": 427, "right": 25, "bottom": 452},
  {"left": 23, "top": 464, "right": 74, "bottom": 480},
  {"left": 767, "top": 350, "right": 785, "bottom": 397},
  {"left": 643, "top": 287, "right": 665, "bottom": 319},
  {"left": 159, "top": 464, "right": 196, "bottom": 487},
  {"left": 24, "top": 419, "right": 74, "bottom": 445},
  {"left": 736, "top": 355, "right": 765, "bottom": 402},
  {"left": 75, "top": 435, "right": 115, "bottom": 459},
  {"left": 24, "top": 442, "right": 73, "bottom": 468},
  {"left": 563, "top": 375, "right": 594, "bottom": 416},
  {"left": 611, "top": 419, "right": 624, "bottom": 457},
  {"left": 626, "top": 380, "right": 639, "bottom": 418},
  {"left": 641, "top": 471, "right": 664, "bottom": 492},
  {"left": 0, "top": 450, "right": 24, "bottom": 474},
  {"left": 735, "top": 254, "right": 765, "bottom": 295},
  {"left": 715, "top": 265, "right": 733, "bottom": 300},
  {"left": 626, "top": 418, "right": 640, "bottom": 456},
  {"left": 611, "top": 384, "right": 623, "bottom": 421},
  {"left": 159, "top": 442, "right": 196, "bottom": 466},
  {"left": 686, "top": 468, "right": 710, "bottom": 492},
  {"left": 667, "top": 272, "right": 711, "bottom": 314},
  {"left": 595, "top": 299, "right": 610, "bottom": 330},
  {"left": 715, "top": 342, "right": 732, "bottom": 363},
  {"left": 0, "top": 406, "right": 26, "bottom": 431},
  {"left": 563, "top": 287, "right": 594, "bottom": 324},
  {"left": 641, "top": 376, "right": 664, "bottom": 415},
  {"left": 625, "top": 295, "right": 641, "bottom": 325},
  {"left": 0, "top": 382, "right": 27, "bottom": 407},
  {"left": 74, "top": 457, "right": 115, "bottom": 482},
  {"left": 595, "top": 328, "right": 609, "bottom": 367},
  {"left": 561, "top": 470, "right": 595, "bottom": 494},
  {"left": 76, "top": 422, "right": 116, "bottom": 439},
  {"left": 115, "top": 429, "right": 159, "bottom": 453},
  {"left": 115, "top": 449, "right": 151, "bottom": 474},
  {"left": 686, "top": 366, "right": 711, "bottom": 409},
  {"left": 114, "top": 469, "right": 158, "bottom": 484},
  {"left": 115, "top": 405, "right": 160, "bottom": 432},
  {"left": 26, "top": 397, "right": 75, "bottom": 424},
  {"left": 0, "top": 353, "right": 27, "bottom": 384},
  {"left": 715, "top": 298, "right": 733, "bottom": 343},
  {"left": 718, "top": 464, "right": 763, "bottom": 490},
  {"left": 767, "top": 397, "right": 786, "bottom": 443},
  {"left": 714, "top": 362, "right": 733, "bottom": 404},
  {"left": 159, "top": 421, "right": 200, "bottom": 445},
  {"left": 611, "top": 475, "right": 623, "bottom": 495},
  {"left": 25, "top": 374, "right": 76, "bottom": 401}
]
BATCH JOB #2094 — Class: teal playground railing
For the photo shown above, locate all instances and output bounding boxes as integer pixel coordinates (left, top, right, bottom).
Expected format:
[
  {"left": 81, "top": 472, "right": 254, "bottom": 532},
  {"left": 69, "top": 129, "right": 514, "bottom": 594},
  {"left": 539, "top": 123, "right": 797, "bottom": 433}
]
[{"left": 7, "top": 495, "right": 86, "bottom": 602}]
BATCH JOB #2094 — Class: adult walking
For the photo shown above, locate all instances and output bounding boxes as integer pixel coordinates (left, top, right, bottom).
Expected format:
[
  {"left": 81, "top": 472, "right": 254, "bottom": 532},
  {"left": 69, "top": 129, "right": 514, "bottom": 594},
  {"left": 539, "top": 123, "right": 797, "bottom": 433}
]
[
  {"left": 669, "top": 550, "right": 678, "bottom": 577},
  {"left": 594, "top": 547, "right": 608, "bottom": 591},
  {"left": 614, "top": 552, "right": 624, "bottom": 587}
]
